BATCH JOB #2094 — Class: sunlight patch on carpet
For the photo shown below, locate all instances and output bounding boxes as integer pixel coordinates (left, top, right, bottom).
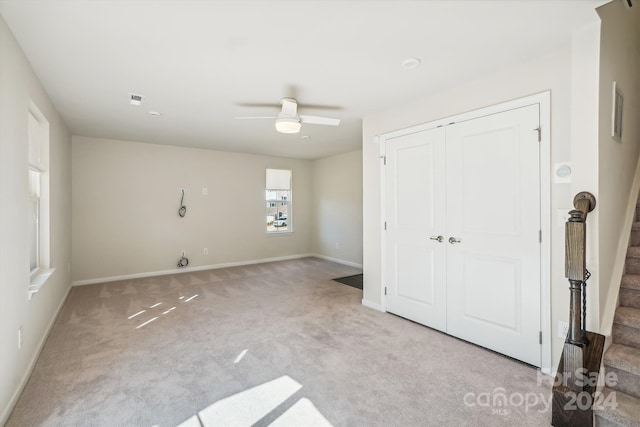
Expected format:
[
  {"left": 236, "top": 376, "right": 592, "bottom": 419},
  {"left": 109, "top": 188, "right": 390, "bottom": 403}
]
[
  {"left": 197, "top": 376, "right": 302, "bottom": 426},
  {"left": 234, "top": 349, "right": 248, "bottom": 364},
  {"left": 269, "top": 398, "right": 333, "bottom": 427}
]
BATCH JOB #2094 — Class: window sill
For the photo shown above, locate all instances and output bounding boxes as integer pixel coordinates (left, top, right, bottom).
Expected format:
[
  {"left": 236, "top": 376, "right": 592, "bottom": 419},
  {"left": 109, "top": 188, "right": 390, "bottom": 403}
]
[
  {"left": 29, "top": 267, "right": 55, "bottom": 299},
  {"left": 265, "top": 231, "right": 294, "bottom": 236}
]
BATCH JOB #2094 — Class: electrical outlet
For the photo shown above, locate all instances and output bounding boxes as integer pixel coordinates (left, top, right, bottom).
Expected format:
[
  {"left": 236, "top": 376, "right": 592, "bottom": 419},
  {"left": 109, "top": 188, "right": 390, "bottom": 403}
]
[
  {"left": 203, "top": 248, "right": 208, "bottom": 255},
  {"left": 202, "top": 187, "right": 208, "bottom": 196},
  {"left": 558, "top": 321, "right": 569, "bottom": 339},
  {"left": 18, "top": 326, "right": 23, "bottom": 350}
]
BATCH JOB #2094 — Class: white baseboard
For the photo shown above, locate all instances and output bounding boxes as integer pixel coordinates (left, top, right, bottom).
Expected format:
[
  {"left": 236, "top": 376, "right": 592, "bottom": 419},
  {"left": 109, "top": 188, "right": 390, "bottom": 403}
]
[
  {"left": 361, "top": 298, "right": 384, "bottom": 312},
  {"left": 1, "top": 283, "right": 72, "bottom": 426},
  {"left": 72, "top": 253, "right": 321, "bottom": 286},
  {"left": 311, "top": 254, "right": 363, "bottom": 269}
]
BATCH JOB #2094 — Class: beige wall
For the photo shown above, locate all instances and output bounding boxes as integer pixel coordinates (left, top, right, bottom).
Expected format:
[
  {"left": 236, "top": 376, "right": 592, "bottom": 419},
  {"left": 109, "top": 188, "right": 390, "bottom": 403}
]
[
  {"left": 596, "top": 1, "right": 640, "bottom": 325},
  {"left": 0, "top": 15, "right": 72, "bottom": 424},
  {"left": 362, "top": 18, "right": 602, "bottom": 372},
  {"left": 72, "top": 136, "right": 317, "bottom": 283},
  {"left": 311, "top": 150, "right": 363, "bottom": 266}
]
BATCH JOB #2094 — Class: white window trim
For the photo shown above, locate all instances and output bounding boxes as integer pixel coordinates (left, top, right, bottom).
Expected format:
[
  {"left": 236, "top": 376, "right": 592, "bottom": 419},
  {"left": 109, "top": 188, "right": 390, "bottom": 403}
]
[
  {"left": 265, "top": 169, "right": 293, "bottom": 235},
  {"left": 265, "top": 191, "right": 293, "bottom": 235},
  {"left": 29, "top": 268, "right": 55, "bottom": 299},
  {"left": 28, "top": 101, "right": 53, "bottom": 298}
]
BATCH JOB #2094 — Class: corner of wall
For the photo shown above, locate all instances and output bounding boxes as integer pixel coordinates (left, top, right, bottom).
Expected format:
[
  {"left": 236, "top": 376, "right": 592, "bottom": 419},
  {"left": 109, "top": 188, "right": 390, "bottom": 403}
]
[{"left": 309, "top": 150, "right": 363, "bottom": 267}]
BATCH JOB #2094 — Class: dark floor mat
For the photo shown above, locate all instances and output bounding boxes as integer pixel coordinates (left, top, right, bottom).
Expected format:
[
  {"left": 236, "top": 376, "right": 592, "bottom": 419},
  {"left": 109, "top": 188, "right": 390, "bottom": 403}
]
[{"left": 333, "top": 274, "right": 363, "bottom": 290}]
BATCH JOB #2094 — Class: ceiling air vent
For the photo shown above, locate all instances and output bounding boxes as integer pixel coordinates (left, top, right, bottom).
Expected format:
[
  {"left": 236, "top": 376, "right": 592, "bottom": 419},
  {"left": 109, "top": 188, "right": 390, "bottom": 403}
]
[{"left": 129, "top": 93, "right": 143, "bottom": 106}]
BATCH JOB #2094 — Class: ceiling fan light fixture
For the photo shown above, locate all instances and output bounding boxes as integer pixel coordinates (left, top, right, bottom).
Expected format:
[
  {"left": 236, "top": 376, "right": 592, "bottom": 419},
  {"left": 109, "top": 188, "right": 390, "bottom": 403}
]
[{"left": 275, "top": 117, "right": 301, "bottom": 134}]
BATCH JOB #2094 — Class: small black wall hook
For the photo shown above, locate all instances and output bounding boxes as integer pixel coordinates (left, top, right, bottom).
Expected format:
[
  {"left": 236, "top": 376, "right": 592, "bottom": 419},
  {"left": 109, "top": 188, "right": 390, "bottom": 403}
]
[{"left": 178, "top": 189, "right": 187, "bottom": 217}]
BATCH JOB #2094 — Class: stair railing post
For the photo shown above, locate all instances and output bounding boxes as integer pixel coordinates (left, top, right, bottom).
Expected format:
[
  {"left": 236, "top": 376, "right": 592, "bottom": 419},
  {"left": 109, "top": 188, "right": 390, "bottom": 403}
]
[
  {"left": 566, "top": 209, "right": 587, "bottom": 347},
  {"left": 565, "top": 193, "right": 596, "bottom": 346},
  {"left": 564, "top": 208, "right": 587, "bottom": 392},
  {"left": 553, "top": 191, "right": 604, "bottom": 427}
]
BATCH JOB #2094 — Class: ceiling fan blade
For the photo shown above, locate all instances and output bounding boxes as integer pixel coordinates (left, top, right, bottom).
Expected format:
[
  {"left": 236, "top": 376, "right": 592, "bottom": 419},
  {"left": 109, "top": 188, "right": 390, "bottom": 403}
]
[
  {"left": 298, "top": 104, "right": 343, "bottom": 111},
  {"left": 236, "top": 102, "right": 281, "bottom": 108},
  {"left": 234, "top": 116, "right": 277, "bottom": 120},
  {"left": 300, "top": 115, "right": 340, "bottom": 126},
  {"left": 237, "top": 101, "right": 342, "bottom": 111},
  {"left": 281, "top": 98, "right": 298, "bottom": 116}
]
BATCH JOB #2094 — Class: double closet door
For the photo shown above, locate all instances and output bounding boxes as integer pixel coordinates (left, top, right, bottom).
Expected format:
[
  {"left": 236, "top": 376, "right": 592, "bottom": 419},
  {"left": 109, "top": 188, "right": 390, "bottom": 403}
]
[{"left": 384, "top": 104, "right": 542, "bottom": 367}]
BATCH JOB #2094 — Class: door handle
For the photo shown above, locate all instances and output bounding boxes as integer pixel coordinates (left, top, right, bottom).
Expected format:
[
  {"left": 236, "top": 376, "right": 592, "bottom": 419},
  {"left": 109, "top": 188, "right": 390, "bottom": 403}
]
[
  {"left": 430, "top": 235, "right": 444, "bottom": 243},
  {"left": 448, "top": 237, "right": 462, "bottom": 244}
]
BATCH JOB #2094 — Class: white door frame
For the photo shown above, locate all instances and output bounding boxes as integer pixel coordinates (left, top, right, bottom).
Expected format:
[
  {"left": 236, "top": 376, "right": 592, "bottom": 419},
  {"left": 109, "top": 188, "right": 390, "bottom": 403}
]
[{"left": 378, "top": 91, "right": 552, "bottom": 374}]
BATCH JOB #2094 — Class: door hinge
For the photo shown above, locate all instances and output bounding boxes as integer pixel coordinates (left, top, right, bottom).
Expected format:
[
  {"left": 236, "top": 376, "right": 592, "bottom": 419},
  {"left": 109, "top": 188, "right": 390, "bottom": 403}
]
[
  {"left": 384, "top": 286, "right": 387, "bottom": 296},
  {"left": 384, "top": 221, "right": 387, "bottom": 231},
  {"left": 539, "top": 229, "right": 542, "bottom": 243},
  {"left": 539, "top": 331, "right": 542, "bottom": 344},
  {"left": 380, "top": 155, "right": 386, "bottom": 165},
  {"left": 534, "top": 127, "right": 541, "bottom": 142}
]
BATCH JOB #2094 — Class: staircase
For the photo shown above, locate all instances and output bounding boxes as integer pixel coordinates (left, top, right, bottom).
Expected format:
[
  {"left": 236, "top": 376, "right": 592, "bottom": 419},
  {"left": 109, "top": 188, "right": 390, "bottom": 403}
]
[{"left": 595, "top": 205, "right": 640, "bottom": 426}]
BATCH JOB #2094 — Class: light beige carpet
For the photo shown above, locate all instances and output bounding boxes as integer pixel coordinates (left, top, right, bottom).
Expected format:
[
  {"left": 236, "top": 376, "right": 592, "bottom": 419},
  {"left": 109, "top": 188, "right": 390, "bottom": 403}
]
[{"left": 7, "top": 257, "right": 552, "bottom": 426}]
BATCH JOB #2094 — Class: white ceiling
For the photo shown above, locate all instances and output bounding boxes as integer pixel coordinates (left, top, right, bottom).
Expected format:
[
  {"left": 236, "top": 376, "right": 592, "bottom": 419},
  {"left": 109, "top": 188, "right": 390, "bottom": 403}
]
[{"left": 0, "top": 0, "right": 607, "bottom": 159}]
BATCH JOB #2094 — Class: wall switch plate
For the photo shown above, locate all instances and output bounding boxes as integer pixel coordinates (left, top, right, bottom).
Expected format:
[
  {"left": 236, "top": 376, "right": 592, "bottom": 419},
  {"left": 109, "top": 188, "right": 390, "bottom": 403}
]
[
  {"left": 202, "top": 187, "right": 208, "bottom": 196},
  {"left": 18, "top": 326, "right": 23, "bottom": 349},
  {"left": 203, "top": 248, "right": 208, "bottom": 255}
]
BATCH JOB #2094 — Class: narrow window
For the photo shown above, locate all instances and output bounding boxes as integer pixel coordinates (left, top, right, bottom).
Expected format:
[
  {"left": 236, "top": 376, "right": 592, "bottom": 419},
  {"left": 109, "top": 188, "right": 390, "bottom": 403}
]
[
  {"left": 266, "top": 169, "right": 291, "bottom": 233},
  {"left": 28, "top": 167, "right": 40, "bottom": 272},
  {"left": 28, "top": 103, "right": 51, "bottom": 293}
]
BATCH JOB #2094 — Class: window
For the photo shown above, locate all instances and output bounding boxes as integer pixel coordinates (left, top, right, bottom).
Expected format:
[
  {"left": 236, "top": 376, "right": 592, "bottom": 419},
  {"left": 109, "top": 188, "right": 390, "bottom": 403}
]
[
  {"left": 266, "top": 169, "right": 291, "bottom": 233},
  {"left": 28, "top": 104, "right": 52, "bottom": 295},
  {"left": 28, "top": 167, "right": 40, "bottom": 271}
]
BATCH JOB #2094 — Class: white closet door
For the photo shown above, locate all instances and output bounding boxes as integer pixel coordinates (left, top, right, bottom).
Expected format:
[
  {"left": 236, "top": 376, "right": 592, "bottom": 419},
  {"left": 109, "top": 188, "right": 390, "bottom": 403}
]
[
  {"left": 445, "top": 104, "right": 541, "bottom": 366},
  {"left": 385, "top": 127, "right": 447, "bottom": 332}
]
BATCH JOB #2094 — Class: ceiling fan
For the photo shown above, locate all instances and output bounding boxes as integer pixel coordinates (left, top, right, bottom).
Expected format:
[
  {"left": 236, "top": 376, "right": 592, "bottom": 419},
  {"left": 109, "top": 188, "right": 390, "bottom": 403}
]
[{"left": 235, "top": 98, "right": 340, "bottom": 134}]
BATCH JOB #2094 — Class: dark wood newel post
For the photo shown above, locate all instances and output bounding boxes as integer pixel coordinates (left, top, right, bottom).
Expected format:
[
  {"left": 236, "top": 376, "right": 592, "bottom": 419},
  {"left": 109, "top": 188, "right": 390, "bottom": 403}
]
[
  {"left": 565, "top": 193, "right": 594, "bottom": 348},
  {"left": 553, "top": 192, "right": 604, "bottom": 427},
  {"left": 566, "top": 207, "right": 586, "bottom": 348}
]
